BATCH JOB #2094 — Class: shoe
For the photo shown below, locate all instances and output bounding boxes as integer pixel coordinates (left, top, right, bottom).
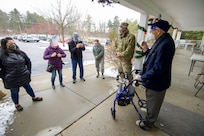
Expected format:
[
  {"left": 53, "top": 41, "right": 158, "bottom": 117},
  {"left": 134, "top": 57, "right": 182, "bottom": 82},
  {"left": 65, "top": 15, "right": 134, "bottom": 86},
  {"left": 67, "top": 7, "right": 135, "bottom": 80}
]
[
  {"left": 32, "top": 97, "right": 43, "bottom": 101},
  {"left": 136, "top": 120, "right": 152, "bottom": 131},
  {"left": 102, "top": 75, "right": 105, "bottom": 79},
  {"left": 96, "top": 74, "right": 99, "bottom": 78},
  {"left": 73, "top": 80, "right": 76, "bottom": 84},
  {"left": 116, "top": 75, "right": 120, "bottom": 80},
  {"left": 60, "top": 84, "right": 65, "bottom": 87},
  {"left": 80, "top": 78, "right": 86, "bottom": 81},
  {"left": 140, "top": 107, "right": 147, "bottom": 113},
  {"left": 0, "top": 90, "right": 6, "bottom": 99},
  {"left": 52, "top": 85, "right": 55, "bottom": 89},
  {"left": 16, "top": 105, "right": 23, "bottom": 111}
]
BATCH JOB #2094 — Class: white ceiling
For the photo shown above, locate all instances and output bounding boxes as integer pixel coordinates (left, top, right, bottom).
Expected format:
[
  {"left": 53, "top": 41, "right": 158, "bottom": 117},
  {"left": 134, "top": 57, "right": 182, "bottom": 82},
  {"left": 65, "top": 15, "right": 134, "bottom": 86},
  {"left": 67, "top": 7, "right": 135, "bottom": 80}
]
[{"left": 118, "top": 0, "right": 204, "bottom": 31}]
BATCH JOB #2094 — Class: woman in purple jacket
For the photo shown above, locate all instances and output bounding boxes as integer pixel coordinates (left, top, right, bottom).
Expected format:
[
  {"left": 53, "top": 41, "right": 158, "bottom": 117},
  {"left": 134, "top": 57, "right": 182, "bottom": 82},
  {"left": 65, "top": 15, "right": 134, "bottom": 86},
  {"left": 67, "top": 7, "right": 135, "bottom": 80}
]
[{"left": 43, "top": 39, "right": 66, "bottom": 89}]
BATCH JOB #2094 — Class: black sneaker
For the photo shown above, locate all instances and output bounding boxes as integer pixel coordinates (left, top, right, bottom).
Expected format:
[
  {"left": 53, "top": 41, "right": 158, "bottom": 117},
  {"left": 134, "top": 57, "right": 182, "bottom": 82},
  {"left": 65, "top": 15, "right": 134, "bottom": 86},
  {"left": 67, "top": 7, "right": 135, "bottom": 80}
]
[
  {"left": 80, "top": 78, "right": 86, "bottom": 81},
  {"left": 73, "top": 80, "right": 76, "bottom": 84},
  {"left": 60, "top": 84, "right": 65, "bottom": 87},
  {"left": 52, "top": 85, "right": 55, "bottom": 89},
  {"left": 136, "top": 120, "right": 152, "bottom": 131}
]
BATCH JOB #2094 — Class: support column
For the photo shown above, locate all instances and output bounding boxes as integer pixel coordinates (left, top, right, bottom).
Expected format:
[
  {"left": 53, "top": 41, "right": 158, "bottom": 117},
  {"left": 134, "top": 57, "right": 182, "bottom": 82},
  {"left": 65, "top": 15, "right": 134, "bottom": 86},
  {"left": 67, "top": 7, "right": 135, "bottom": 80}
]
[
  {"left": 133, "top": 13, "right": 148, "bottom": 72},
  {"left": 172, "top": 28, "right": 177, "bottom": 40}
]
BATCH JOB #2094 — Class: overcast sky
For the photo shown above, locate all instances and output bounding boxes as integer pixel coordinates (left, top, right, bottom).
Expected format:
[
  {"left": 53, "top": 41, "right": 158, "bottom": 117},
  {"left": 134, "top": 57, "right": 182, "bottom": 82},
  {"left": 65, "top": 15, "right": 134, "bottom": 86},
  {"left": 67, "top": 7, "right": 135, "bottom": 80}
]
[{"left": 0, "top": 0, "right": 140, "bottom": 23}]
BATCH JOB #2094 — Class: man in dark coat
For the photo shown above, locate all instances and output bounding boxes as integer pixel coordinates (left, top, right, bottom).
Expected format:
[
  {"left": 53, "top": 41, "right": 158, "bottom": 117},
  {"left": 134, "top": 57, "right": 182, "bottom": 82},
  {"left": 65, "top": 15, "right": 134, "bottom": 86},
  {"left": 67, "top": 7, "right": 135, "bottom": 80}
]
[
  {"left": 135, "top": 19, "right": 175, "bottom": 131},
  {"left": 68, "top": 32, "right": 86, "bottom": 84}
]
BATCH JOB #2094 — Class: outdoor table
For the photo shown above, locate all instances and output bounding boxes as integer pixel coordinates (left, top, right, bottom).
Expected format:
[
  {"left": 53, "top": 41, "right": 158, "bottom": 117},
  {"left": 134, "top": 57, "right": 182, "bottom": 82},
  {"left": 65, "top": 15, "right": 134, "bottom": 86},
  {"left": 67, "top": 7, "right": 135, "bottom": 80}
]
[
  {"left": 184, "top": 43, "right": 196, "bottom": 50},
  {"left": 188, "top": 54, "right": 204, "bottom": 76}
]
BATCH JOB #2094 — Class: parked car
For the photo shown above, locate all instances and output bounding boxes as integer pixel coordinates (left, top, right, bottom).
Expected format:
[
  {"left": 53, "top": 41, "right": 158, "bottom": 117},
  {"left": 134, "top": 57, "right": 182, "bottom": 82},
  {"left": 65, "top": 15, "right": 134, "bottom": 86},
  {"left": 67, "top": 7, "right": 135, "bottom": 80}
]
[
  {"left": 23, "top": 35, "right": 40, "bottom": 42},
  {"left": 17, "top": 35, "right": 23, "bottom": 41}
]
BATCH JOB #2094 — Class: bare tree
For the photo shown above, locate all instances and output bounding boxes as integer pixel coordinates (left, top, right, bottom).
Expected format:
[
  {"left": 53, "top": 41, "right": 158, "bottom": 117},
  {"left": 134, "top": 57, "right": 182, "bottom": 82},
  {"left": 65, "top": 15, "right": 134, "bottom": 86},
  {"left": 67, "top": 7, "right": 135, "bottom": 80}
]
[{"left": 44, "top": 0, "right": 81, "bottom": 46}]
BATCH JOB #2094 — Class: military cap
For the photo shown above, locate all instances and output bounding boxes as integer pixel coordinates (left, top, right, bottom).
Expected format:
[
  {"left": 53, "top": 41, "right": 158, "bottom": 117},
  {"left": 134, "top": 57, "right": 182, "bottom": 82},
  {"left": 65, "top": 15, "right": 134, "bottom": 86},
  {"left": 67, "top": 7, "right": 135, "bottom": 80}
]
[{"left": 120, "top": 22, "right": 129, "bottom": 28}]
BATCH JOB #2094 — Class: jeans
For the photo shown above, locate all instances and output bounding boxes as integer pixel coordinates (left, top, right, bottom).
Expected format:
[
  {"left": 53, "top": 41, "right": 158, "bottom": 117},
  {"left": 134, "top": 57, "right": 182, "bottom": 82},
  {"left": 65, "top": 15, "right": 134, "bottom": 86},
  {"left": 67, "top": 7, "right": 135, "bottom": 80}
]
[
  {"left": 10, "top": 83, "right": 35, "bottom": 105},
  {"left": 71, "top": 59, "right": 84, "bottom": 80},
  {"left": 51, "top": 69, "right": 63, "bottom": 86}
]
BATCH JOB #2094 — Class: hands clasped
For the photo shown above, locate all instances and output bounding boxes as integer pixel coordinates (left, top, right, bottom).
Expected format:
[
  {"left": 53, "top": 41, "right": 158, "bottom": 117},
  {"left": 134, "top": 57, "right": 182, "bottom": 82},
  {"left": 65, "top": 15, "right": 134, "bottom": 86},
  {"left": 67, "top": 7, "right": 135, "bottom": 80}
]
[{"left": 51, "top": 52, "right": 62, "bottom": 57}]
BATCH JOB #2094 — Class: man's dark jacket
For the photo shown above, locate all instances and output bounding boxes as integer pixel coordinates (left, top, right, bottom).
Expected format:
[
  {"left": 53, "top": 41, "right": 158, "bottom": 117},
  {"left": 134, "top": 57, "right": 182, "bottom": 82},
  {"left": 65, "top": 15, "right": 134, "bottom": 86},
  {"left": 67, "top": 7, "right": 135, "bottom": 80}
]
[
  {"left": 140, "top": 33, "right": 175, "bottom": 91},
  {"left": 68, "top": 40, "right": 85, "bottom": 60}
]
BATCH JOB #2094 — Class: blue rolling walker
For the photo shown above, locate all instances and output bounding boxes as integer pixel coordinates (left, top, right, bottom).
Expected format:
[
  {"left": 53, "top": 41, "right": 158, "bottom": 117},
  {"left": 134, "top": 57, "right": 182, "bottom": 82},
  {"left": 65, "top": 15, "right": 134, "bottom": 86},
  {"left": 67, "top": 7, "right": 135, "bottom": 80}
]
[{"left": 111, "top": 69, "right": 147, "bottom": 121}]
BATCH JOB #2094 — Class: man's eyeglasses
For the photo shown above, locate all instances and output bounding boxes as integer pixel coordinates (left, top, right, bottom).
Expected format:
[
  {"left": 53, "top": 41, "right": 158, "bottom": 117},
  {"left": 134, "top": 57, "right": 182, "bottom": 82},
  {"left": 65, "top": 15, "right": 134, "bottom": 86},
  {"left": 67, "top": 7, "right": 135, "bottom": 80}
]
[{"left": 150, "top": 25, "right": 157, "bottom": 30}]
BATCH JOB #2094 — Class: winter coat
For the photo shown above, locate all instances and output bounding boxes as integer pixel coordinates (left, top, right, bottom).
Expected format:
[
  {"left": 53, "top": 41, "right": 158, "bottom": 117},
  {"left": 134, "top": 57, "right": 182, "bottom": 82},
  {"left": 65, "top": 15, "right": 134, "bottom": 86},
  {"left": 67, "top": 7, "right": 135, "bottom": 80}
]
[
  {"left": 0, "top": 51, "right": 31, "bottom": 89},
  {"left": 43, "top": 46, "right": 66, "bottom": 70},
  {"left": 68, "top": 40, "right": 85, "bottom": 60},
  {"left": 140, "top": 33, "right": 175, "bottom": 91}
]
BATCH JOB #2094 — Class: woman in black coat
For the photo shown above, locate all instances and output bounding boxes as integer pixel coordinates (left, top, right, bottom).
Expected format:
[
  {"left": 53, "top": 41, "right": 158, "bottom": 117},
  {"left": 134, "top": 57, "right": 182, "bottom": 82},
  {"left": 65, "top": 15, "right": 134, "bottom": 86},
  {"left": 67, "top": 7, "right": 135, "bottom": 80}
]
[{"left": 0, "top": 37, "right": 43, "bottom": 111}]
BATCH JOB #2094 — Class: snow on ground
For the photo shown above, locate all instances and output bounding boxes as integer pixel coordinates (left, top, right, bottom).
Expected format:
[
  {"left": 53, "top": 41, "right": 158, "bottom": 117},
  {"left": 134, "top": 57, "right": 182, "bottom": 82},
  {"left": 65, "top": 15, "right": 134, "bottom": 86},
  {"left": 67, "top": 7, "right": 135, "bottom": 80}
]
[
  {"left": 0, "top": 66, "right": 117, "bottom": 136},
  {"left": 0, "top": 99, "right": 15, "bottom": 136}
]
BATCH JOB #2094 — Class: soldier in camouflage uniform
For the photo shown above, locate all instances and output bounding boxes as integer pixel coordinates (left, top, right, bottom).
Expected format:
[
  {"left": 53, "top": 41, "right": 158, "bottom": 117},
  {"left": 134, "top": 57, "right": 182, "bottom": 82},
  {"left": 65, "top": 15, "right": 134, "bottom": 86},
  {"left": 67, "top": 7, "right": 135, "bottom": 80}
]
[{"left": 114, "top": 22, "right": 136, "bottom": 80}]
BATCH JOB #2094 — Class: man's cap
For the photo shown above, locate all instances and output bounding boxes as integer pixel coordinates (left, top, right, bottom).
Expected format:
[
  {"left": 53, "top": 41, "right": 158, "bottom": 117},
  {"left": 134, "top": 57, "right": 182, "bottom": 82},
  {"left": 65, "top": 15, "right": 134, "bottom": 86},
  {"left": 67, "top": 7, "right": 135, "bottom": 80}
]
[
  {"left": 120, "top": 22, "right": 129, "bottom": 28},
  {"left": 148, "top": 19, "right": 170, "bottom": 32}
]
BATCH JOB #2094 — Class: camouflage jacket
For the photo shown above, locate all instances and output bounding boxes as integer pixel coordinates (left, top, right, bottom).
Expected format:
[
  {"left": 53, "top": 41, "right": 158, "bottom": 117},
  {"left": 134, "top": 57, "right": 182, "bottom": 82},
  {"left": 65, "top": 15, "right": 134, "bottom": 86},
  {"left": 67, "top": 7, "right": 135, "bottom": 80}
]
[{"left": 114, "top": 30, "right": 136, "bottom": 61}]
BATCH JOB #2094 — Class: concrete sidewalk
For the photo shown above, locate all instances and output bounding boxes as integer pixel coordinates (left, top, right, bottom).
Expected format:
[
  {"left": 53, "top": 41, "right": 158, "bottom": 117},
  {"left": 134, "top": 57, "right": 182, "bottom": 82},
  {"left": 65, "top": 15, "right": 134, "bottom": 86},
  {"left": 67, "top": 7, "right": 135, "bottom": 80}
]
[{"left": 1, "top": 48, "right": 204, "bottom": 136}]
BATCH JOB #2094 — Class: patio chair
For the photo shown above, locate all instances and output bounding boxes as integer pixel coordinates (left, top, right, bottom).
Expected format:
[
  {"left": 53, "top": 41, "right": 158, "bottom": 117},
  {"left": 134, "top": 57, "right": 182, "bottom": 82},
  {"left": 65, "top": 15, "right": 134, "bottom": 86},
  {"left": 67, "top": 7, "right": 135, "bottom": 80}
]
[{"left": 194, "top": 67, "right": 204, "bottom": 96}]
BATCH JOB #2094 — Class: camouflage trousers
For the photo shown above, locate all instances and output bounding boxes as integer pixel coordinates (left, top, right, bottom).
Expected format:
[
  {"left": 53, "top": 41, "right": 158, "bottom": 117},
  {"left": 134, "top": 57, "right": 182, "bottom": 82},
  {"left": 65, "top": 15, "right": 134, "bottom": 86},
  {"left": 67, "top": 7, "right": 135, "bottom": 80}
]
[{"left": 117, "top": 60, "right": 133, "bottom": 81}]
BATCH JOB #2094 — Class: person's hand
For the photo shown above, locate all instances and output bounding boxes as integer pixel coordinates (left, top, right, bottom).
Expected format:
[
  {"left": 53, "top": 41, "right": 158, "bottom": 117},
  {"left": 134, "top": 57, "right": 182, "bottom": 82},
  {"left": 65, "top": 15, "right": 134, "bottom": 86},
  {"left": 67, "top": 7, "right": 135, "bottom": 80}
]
[
  {"left": 76, "top": 43, "right": 83, "bottom": 48},
  {"left": 51, "top": 52, "right": 57, "bottom": 57},
  {"left": 57, "top": 53, "right": 62, "bottom": 57},
  {"left": 116, "top": 52, "right": 122, "bottom": 57},
  {"left": 141, "top": 41, "right": 148, "bottom": 52},
  {"left": 135, "top": 74, "right": 142, "bottom": 81}
]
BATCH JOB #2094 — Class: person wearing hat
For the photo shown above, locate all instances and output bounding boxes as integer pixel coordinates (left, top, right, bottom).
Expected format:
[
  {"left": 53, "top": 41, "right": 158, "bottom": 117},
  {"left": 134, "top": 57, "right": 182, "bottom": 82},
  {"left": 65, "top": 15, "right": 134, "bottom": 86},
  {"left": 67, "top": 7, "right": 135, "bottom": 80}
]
[
  {"left": 43, "top": 38, "right": 67, "bottom": 89},
  {"left": 135, "top": 19, "right": 175, "bottom": 131},
  {"left": 114, "top": 22, "right": 136, "bottom": 81}
]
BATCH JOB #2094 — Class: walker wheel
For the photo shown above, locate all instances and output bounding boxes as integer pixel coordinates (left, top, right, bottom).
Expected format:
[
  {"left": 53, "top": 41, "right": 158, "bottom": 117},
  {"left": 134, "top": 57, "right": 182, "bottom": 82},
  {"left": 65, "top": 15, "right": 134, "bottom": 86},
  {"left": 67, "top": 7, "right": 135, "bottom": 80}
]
[
  {"left": 111, "top": 107, "right": 116, "bottom": 119},
  {"left": 138, "top": 99, "right": 147, "bottom": 108}
]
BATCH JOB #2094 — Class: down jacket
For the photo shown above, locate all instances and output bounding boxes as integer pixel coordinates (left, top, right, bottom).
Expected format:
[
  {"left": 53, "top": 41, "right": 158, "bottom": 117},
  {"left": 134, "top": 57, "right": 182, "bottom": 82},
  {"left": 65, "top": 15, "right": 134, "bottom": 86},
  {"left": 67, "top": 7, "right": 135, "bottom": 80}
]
[{"left": 0, "top": 51, "right": 31, "bottom": 89}]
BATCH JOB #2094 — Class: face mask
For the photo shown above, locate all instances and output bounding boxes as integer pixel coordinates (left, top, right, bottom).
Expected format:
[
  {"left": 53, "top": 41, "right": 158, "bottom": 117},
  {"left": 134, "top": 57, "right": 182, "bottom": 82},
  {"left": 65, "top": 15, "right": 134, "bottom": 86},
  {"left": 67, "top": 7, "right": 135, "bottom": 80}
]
[
  {"left": 52, "top": 45, "right": 58, "bottom": 49},
  {"left": 73, "top": 34, "right": 79, "bottom": 42},
  {"left": 8, "top": 44, "right": 17, "bottom": 51},
  {"left": 147, "top": 33, "right": 155, "bottom": 41},
  {"left": 118, "top": 28, "right": 122, "bottom": 35}
]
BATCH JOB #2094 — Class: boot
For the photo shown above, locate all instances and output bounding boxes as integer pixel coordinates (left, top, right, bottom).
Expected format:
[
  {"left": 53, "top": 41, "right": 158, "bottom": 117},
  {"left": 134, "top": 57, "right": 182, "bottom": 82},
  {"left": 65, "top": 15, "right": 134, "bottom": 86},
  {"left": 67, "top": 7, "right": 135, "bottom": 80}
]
[
  {"left": 102, "top": 73, "right": 105, "bottom": 79},
  {"left": 0, "top": 90, "right": 6, "bottom": 99},
  {"left": 96, "top": 72, "right": 99, "bottom": 78}
]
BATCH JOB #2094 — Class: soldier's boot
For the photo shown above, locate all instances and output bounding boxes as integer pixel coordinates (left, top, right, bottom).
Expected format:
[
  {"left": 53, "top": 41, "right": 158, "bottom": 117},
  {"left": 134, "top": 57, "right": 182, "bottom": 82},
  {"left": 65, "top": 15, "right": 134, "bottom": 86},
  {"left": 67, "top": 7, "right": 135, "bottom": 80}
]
[
  {"left": 0, "top": 90, "right": 6, "bottom": 99},
  {"left": 96, "top": 72, "right": 99, "bottom": 78}
]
